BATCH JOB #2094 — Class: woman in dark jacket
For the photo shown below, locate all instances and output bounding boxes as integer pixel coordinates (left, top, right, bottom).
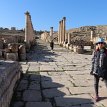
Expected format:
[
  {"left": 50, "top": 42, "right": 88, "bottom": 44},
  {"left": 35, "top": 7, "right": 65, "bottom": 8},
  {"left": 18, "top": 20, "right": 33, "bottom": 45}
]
[{"left": 90, "top": 37, "right": 107, "bottom": 102}]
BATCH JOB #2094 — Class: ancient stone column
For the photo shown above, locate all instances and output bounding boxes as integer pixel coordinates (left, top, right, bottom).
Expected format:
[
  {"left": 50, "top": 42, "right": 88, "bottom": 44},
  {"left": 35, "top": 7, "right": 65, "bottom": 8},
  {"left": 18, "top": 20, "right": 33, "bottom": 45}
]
[
  {"left": 61, "top": 20, "right": 63, "bottom": 44},
  {"left": 58, "top": 22, "right": 60, "bottom": 44},
  {"left": 58, "top": 21, "right": 62, "bottom": 44},
  {"left": 65, "top": 33, "right": 68, "bottom": 44},
  {"left": 62, "top": 17, "right": 66, "bottom": 44},
  {"left": 50, "top": 27, "right": 53, "bottom": 36},
  {"left": 50, "top": 27, "right": 53, "bottom": 41},
  {"left": 25, "top": 11, "right": 30, "bottom": 44},
  {"left": 68, "top": 33, "right": 71, "bottom": 44},
  {"left": 90, "top": 30, "right": 93, "bottom": 41},
  {"left": 24, "top": 11, "right": 35, "bottom": 50}
]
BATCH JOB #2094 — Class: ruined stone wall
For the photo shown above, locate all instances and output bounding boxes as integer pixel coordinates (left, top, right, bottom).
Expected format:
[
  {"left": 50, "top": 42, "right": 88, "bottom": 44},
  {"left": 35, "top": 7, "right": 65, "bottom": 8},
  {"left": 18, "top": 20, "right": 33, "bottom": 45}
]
[
  {"left": 0, "top": 34, "right": 26, "bottom": 61},
  {"left": 0, "top": 61, "right": 21, "bottom": 107},
  {"left": 40, "top": 32, "right": 50, "bottom": 42}
]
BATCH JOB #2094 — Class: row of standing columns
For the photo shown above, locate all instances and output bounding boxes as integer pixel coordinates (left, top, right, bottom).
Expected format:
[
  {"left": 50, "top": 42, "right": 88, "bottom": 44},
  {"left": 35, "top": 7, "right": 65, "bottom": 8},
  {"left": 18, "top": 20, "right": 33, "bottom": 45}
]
[
  {"left": 58, "top": 17, "right": 66, "bottom": 44},
  {"left": 58, "top": 17, "right": 71, "bottom": 46}
]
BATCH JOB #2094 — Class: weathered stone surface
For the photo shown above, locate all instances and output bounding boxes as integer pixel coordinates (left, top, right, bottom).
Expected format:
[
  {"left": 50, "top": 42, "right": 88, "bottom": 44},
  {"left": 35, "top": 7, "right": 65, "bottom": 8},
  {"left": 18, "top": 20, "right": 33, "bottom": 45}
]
[
  {"left": 17, "top": 82, "right": 28, "bottom": 91},
  {"left": 18, "top": 44, "right": 26, "bottom": 54},
  {"left": 28, "top": 82, "right": 40, "bottom": 90},
  {"left": 0, "top": 50, "right": 3, "bottom": 58},
  {"left": 41, "top": 80, "right": 63, "bottom": 88},
  {"left": 8, "top": 43, "right": 19, "bottom": 52},
  {"left": 23, "top": 90, "right": 42, "bottom": 101},
  {"left": 68, "top": 87, "right": 93, "bottom": 95},
  {"left": 54, "top": 95, "right": 94, "bottom": 107},
  {"left": 0, "top": 61, "right": 21, "bottom": 107},
  {"left": 6, "top": 53, "right": 18, "bottom": 61},
  {"left": 0, "top": 40, "right": 3, "bottom": 49},
  {"left": 30, "top": 74, "right": 40, "bottom": 81},
  {"left": 40, "top": 65, "right": 55, "bottom": 71},
  {"left": 19, "top": 54, "right": 26, "bottom": 61},
  {"left": 21, "top": 64, "right": 29, "bottom": 73},
  {"left": 42, "top": 87, "right": 70, "bottom": 98},
  {"left": 28, "top": 65, "right": 40, "bottom": 72},
  {"left": 25, "top": 11, "right": 35, "bottom": 49},
  {"left": 12, "top": 101, "right": 24, "bottom": 107},
  {"left": 81, "top": 104, "right": 97, "bottom": 107},
  {"left": 26, "top": 102, "right": 52, "bottom": 107}
]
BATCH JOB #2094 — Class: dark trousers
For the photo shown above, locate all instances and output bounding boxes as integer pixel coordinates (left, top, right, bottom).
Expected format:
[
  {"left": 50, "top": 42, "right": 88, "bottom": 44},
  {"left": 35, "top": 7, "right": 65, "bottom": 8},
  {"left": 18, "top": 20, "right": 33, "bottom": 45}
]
[
  {"left": 51, "top": 46, "right": 54, "bottom": 50},
  {"left": 94, "top": 75, "right": 107, "bottom": 96},
  {"left": 94, "top": 75, "right": 99, "bottom": 96}
]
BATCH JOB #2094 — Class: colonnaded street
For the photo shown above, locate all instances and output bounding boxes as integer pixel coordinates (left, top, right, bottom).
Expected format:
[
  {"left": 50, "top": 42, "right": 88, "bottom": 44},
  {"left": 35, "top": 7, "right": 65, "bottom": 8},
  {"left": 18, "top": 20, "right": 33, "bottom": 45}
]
[{"left": 10, "top": 39, "right": 107, "bottom": 107}]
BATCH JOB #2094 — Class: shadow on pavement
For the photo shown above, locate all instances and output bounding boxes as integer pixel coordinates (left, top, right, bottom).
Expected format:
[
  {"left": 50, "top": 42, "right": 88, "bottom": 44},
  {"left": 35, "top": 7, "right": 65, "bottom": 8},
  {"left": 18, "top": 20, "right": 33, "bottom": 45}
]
[
  {"left": 10, "top": 72, "right": 94, "bottom": 107},
  {"left": 40, "top": 74, "right": 94, "bottom": 107}
]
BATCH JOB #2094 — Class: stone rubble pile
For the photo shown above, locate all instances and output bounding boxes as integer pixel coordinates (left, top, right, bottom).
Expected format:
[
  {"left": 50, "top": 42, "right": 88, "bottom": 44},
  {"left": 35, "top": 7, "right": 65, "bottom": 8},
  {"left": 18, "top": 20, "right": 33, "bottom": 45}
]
[{"left": 0, "top": 41, "right": 26, "bottom": 61}]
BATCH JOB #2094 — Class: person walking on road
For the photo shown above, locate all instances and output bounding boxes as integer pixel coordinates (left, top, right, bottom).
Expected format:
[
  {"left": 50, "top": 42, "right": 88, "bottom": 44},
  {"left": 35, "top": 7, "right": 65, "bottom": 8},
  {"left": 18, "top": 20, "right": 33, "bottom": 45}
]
[
  {"left": 90, "top": 37, "right": 107, "bottom": 102},
  {"left": 50, "top": 40, "right": 54, "bottom": 52}
]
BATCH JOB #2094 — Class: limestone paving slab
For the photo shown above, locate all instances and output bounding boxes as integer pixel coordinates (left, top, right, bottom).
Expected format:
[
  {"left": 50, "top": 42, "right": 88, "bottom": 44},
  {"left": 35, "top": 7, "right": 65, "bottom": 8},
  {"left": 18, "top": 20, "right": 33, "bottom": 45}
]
[
  {"left": 41, "top": 75, "right": 70, "bottom": 82},
  {"left": 28, "top": 82, "right": 40, "bottom": 90},
  {"left": 47, "top": 71, "right": 67, "bottom": 76},
  {"left": 19, "top": 62, "right": 27, "bottom": 65},
  {"left": 63, "top": 66, "right": 79, "bottom": 71},
  {"left": 54, "top": 94, "right": 94, "bottom": 107},
  {"left": 29, "top": 74, "right": 40, "bottom": 82},
  {"left": 71, "top": 74, "right": 90, "bottom": 80},
  {"left": 21, "top": 64, "right": 29, "bottom": 73},
  {"left": 49, "top": 75, "right": 72, "bottom": 81},
  {"left": 41, "top": 80, "right": 64, "bottom": 88},
  {"left": 40, "top": 72, "right": 49, "bottom": 76},
  {"left": 23, "top": 90, "right": 42, "bottom": 101},
  {"left": 39, "top": 62, "right": 50, "bottom": 65},
  {"left": 40, "top": 65, "right": 55, "bottom": 71},
  {"left": 19, "top": 80, "right": 28, "bottom": 84},
  {"left": 26, "top": 102, "right": 52, "bottom": 107},
  {"left": 54, "top": 67, "right": 64, "bottom": 71},
  {"left": 41, "top": 75, "right": 52, "bottom": 81},
  {"left": 41, "top": 79, "right": 73, "bottom": 89},
  {"left": 28, "top": 62, "right": 39, "bottom": 65},
  {"left": 42, "top": 87, "right": 71, "bottom": 98},
  {"left": 16, "top": 83, "right": 28, "bottom": 91},
  {"left": 28, "top": 66, "right": 40, "bottom": 72},
  {"left": 71, "top": 79, "right": 91, "bottom": 87},
  {"left": 11, "top": 101, "right": 24, "bottom": 107},
  {"left": 65, "top": 70, "right": 89, "bottom": 75},
  {"left": 48, "top": 62, "right": 57, "bottom": 65},
  {"left": 81, "top": 104, "right": 97, "bottom": 107},
  {"left": 68, "top": 87, "right": 94, "bottom": 95}
]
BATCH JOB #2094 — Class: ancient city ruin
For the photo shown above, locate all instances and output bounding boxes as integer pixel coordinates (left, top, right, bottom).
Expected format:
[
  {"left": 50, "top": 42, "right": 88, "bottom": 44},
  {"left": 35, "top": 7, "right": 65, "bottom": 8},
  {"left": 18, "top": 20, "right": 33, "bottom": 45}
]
[
  {"left": 0, "top": 11, "right": 36, "bottom": 61},
  {"left": 0, "top": 11, "right": 36, "bottom": 107},
  {"left": 0, "top": 12, "right": 107, "bottom": 107},
  {"left": 41, "top": 17, "right": 107, "bottom": 54}
]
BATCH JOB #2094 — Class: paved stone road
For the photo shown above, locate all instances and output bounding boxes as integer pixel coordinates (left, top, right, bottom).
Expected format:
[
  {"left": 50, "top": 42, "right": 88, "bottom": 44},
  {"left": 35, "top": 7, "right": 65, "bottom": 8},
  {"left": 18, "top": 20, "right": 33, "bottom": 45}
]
[{"left": 10, "top": 39, "right": 107, "bottom": 107}]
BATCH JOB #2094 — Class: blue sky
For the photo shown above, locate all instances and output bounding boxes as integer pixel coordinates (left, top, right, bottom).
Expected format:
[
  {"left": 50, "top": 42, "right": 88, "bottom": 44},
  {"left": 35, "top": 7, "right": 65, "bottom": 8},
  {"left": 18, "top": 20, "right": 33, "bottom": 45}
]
[{"left": 0, "top": 0, "right": 107, "bottom": 31}]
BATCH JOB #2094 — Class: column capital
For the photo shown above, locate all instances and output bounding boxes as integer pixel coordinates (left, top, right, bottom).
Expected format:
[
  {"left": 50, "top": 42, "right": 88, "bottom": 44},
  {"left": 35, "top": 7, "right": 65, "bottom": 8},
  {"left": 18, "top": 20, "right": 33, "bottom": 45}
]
[
  {"left": 63, "top": 17, "right": 66, "bottom": 21},
  {"left": 25, "top": 11, "right": 30, "bottom": 15},
  {"left": 59, "top": 21, "right": 61, "bottom": 24},
  {"left": 50, "top": 27, "right": 53, "bottom": 29}
]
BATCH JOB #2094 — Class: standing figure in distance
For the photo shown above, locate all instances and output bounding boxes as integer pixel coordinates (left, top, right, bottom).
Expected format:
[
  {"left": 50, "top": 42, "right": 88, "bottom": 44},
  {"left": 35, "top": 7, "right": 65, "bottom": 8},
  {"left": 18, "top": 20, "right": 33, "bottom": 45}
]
[
  {"left": 50, "top": 40, "right": 54, "bottom": 52},
  {"left": 90, "top": 37, "right": 107, "bottom": 102}
]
